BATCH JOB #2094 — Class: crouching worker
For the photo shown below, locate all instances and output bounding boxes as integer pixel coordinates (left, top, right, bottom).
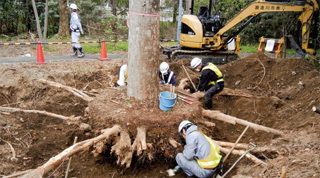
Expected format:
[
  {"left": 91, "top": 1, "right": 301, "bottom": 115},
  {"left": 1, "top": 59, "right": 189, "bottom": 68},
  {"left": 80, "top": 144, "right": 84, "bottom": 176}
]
[
  {"left": 117, "top": 64, "right": 127, "bottom": 86},
  {"left": 176, "top": 120, "right": 222, "bottom": 178},
  {"left": 159, "top": 62, "right": 176, "bottom": 86},
  {"left": 190, "top": 57, "right": 224, "bottom": 110}
]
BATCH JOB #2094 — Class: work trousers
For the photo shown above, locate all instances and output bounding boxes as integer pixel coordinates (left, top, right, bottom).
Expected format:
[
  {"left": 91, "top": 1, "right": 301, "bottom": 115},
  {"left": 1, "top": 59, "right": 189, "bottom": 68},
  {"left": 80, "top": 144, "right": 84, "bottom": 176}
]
[
  {"left": 176, "top": 153, "right": 216, "bottom": 178},
  {"left": 204, "top": 82, "right": 224, "bottom": 109},
  {"left": 71, "top": 31, "right": 81, "bottom": 49}
]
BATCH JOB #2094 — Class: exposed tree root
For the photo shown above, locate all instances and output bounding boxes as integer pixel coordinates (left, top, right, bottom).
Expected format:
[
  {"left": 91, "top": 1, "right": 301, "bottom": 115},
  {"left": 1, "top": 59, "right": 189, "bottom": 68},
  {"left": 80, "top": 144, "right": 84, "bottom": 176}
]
[
  {"left": 37, "top": 79, "right": 94, "bottom": 101},
  {"left": 215, "top": 141, "right": 277, "bottom": 153},
  {"left": 110, "top": 129, "right": 132, "bottom": 166},
  {"left": 0, "top": 106, "right": 81, "bottom": 124},
  {"left": 107, "top": 127, "right": 148, "bottom": 168},
  {"left": 203, "top": 110, "right": 283, "bottom": 136},
  {"left": 13, "top": 125, "right": 121, "bottom": 178},
  {"left": 168, "top": 137, "right": 180, "bottom": 148}
]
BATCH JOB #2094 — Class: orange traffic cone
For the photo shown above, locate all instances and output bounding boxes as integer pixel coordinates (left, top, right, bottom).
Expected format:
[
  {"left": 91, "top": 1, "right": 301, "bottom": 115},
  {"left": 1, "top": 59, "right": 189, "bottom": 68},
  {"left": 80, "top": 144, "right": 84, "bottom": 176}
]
[
  {"left": 36, "top": 41, "right": 46, "bottom": 64},
  {"left": 99, "top": 38, "right": 110, "bottom": 61}
]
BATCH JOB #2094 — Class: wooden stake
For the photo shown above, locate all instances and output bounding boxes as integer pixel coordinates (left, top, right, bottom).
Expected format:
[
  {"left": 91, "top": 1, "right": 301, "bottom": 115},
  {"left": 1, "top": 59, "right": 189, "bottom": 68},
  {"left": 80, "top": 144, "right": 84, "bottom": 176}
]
[
  {"left": 176, "top": 90, "right": 196, "bottom": 98},
  {"left": 223, "top": 125, "right": 249, "bottom": 162},
  {"left": 65, "top": 136, "right": 78, "bottom": 178},
  {"left": 181, "top": 65, "right": 197, "bottom": 91}
]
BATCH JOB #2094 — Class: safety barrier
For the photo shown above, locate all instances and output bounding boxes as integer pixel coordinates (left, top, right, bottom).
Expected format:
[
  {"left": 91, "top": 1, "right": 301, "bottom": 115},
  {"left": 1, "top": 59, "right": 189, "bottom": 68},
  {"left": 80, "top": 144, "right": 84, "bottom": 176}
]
[
  {"left": 0, "top": 39, "right": 177, "bottom": 46},
  {"left": 257, "top": 36, "right": 284, "bottom": 58}
]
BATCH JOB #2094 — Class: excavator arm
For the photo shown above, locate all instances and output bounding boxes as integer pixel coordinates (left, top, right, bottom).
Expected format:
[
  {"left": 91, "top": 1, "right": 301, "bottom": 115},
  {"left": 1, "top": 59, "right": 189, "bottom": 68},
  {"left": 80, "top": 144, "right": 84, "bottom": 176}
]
[{"left": 212, "top": 0, "right": 319, "bottom": 56}]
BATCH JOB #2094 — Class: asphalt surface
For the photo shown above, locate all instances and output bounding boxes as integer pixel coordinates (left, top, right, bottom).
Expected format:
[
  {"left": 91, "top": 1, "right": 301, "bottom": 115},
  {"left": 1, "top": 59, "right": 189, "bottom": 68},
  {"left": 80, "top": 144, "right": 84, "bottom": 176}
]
[
  {"left": 0, "top": 52, "right": 302, "bottom": 64},
  {"left": 0, "top": 53, "right": 128, "bottom": 64}
]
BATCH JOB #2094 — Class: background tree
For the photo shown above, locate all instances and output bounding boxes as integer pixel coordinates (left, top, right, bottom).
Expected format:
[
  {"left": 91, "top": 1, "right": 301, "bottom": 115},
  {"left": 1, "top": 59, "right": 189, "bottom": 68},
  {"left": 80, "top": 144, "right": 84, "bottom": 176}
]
[
  {"left": 58, "top": 0, "right": 69, "bottom": 37},
  {"left": 127, "top": 0, "right": 160, "bottom": 100},
  {"left": 31, "top": 0, "right": 44, "bottom": 41}
]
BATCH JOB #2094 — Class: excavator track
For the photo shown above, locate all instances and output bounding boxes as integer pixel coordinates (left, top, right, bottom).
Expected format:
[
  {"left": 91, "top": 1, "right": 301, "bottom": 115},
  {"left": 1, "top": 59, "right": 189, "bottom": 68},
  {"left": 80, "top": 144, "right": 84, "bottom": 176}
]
[{"left": 170, "top": 49, "right": 238, "bottom": 65}]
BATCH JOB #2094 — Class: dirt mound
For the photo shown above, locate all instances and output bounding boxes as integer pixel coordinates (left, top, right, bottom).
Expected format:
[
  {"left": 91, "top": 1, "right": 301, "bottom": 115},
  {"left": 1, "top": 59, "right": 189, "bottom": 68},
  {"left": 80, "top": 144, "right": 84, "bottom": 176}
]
[{"left": 0, "top": 53, "right": 319, "bottom": 177}]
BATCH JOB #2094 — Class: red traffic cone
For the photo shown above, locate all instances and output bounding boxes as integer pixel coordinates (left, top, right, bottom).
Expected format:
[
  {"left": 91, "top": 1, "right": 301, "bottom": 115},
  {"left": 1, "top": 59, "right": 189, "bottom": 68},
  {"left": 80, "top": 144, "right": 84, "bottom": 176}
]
[
  {"left": 36, "top": 41, "right": 45, "bottom": 64},
  {"left": 99, "top": 38, "right": 110, "bottom": 61}
]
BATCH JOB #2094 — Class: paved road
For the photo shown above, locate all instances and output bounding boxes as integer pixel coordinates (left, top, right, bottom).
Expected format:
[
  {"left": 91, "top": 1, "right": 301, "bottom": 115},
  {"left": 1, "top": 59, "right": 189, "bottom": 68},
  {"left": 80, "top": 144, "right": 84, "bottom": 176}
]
[
  {"left": 0, "top": 52, "right": 302, "bottom": 64},
  {"left": 0, "top": 53, "right": 127, "bottom": 64}
]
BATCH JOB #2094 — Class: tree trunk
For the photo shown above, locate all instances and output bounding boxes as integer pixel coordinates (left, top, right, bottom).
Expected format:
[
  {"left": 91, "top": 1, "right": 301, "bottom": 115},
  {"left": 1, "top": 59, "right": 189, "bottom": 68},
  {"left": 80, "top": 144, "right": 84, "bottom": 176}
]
[
  {"left": 185, "top": 0, "right": 191, "bottom": 14},
  {"left": 111, "top": 0, "right": 117, "bottom": 16},
  {"left": 43, "top": 0, "right": 49, "bottom": 40},
  {"left": 31, "top": 0, "right": 43, "bottom": 41},
  {"left": 58, "top": 0, "right": 69, "bottom": 37},
  {"left": 127, "top": 0, "right": 160, "bottom": 100},
  {"left": 173, "top": 1, "right": 178, "bottom": 23}
]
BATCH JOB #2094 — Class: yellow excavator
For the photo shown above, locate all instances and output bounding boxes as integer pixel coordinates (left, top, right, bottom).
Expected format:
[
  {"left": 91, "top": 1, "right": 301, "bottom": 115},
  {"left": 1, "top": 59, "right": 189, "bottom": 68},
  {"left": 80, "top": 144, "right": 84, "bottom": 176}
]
[{"left": 163, "top": 0, "right": 319, "bottom": 64}]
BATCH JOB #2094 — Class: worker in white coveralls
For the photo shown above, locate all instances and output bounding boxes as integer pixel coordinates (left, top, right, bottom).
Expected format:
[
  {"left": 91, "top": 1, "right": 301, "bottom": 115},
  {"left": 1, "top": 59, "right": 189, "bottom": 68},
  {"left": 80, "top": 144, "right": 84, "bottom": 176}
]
[
  {"left": 159, "top": 62, "right": 176, "bottom": 86},
  {"left": 68, "top": 3, "right": 85, "bottom": 58},
  {"left": 117, "top": 64, "right": 128, "bottom": 86},
  {"left": 176, "top": 120, "right": 222, "bottom": 178}
]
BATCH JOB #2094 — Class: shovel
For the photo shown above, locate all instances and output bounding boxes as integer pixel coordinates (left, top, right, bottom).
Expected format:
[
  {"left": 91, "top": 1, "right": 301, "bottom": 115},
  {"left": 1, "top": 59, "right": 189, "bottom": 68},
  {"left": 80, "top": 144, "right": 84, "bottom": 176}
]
[{"left": 216, "top": 142, "right": 256, "bottom": 178}]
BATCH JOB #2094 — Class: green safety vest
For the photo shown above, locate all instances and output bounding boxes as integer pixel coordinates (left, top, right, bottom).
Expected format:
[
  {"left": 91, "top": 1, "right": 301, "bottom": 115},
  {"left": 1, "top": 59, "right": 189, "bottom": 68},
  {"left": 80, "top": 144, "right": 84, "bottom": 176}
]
[
  {"left": 195, "top": 131, "right": 222, "bottom": 169},
  {"left": 201, "top": 63, "right": 224, "bottom": 85}
]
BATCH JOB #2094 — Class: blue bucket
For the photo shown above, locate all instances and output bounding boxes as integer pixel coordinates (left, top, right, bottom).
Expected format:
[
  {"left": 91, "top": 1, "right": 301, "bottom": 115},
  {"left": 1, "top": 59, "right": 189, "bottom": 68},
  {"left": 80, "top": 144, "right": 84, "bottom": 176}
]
[{"left": 159, "top": 91, "right": 177, "bottom": 111}]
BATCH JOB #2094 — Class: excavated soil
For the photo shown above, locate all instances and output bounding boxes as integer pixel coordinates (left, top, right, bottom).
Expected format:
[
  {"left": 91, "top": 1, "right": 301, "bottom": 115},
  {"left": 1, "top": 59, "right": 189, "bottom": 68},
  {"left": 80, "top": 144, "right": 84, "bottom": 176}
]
[{"left": 0, "top": 52, "right": 320, "bottom": 178}]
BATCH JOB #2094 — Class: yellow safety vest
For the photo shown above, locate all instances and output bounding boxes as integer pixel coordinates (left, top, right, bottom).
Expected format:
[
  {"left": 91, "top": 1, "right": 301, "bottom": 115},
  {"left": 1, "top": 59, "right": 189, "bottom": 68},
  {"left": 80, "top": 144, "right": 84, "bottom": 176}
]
[
  {"left": 124, "top": 66, "right": 128, "bottom": 83},
  {"left": 195, "top": 131, "right": 222, "bottom": 169},
  {"left": 201, "top": 63, "right": 224, "bottom": 85}
]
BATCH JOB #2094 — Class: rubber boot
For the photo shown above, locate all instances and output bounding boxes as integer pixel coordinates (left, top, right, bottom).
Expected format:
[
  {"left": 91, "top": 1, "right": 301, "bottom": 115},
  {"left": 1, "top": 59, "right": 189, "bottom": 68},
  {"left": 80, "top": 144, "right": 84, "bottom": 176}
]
[
  {"left": 204, "top": 96, "right": 212, "bottom": 110},
  {"left": 78, "top": 47, "right": 85, "bottom": 58},
  {"left": 70, "top": 47, "right": 78, "bottom": 56}
]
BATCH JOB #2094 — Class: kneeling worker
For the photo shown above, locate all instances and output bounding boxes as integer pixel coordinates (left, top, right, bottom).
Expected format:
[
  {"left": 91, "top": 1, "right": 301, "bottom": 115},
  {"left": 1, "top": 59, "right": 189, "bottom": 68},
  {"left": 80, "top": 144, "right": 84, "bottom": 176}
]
[
  {"left": 190, "top": 57, "right": 224, "bottom": 109},
  {"left": 117, "top": 64, "right": 127, "bottom": 86},
  {"left": 176, "top": 120, "right": 222, "bottom": 178},
  {"left": 159, "top": 62, "right": 176, "bottom": 86}
]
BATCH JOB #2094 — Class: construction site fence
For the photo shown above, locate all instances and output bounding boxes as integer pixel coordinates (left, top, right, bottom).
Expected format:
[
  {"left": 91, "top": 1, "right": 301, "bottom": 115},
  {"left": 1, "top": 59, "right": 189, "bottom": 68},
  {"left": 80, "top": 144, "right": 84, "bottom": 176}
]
[{"left": 0, "top": 39, "right": 178, "bottom": 46}]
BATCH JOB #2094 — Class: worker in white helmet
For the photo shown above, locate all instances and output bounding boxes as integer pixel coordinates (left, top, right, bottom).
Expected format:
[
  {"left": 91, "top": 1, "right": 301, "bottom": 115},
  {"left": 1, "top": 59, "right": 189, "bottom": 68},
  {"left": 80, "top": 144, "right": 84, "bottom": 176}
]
[
  {"left": 190, "top": 57, "right": 224, "bottom": 109},
  {"left": 68, "top": 3, "right": 85, "bottom": 58},
  {"left": 176, "top": 120, "right": 222, "bottom": 178},
  {"left": 117, "top": 64, "right": 128, "bottom": 86},
  {"left": 159, "top": 62, "right": 176, "bottom": 86}
]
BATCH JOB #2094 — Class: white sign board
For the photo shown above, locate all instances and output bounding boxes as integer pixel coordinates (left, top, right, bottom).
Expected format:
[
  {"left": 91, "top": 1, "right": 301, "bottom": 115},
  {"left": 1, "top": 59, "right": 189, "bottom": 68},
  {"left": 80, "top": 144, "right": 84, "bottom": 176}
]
[
  {"left": 265, "top": 40, "right": 275, "bottom": 52},
  {"left": 228, "top": 39, "right": 235, "bottom": 51}
]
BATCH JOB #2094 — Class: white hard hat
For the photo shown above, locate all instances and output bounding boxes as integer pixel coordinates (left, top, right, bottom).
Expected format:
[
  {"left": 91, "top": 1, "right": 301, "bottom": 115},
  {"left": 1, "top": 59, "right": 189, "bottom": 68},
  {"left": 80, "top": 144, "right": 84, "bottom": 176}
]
[
  {"left": 69, "top": 3, "right": 77, "bottom": 10},
  {"left": 160, "top": 62, "right": 169, "bottom": 75},
  {"left": 190, "top": 57, "right": 202, "bottom": 69},
  {"left": 178, "top": 120, "right": 193, "bottom": 135}
]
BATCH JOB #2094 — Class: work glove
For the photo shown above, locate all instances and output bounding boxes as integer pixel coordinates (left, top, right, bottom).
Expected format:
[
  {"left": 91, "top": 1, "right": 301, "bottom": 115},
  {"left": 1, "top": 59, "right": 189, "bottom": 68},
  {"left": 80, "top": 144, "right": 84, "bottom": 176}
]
[
  {"left": 81, "top": 30, "right": 84, "bottom": 35},
  {"left": 159, "top": 80, "right": 166, "bottom": 85}
]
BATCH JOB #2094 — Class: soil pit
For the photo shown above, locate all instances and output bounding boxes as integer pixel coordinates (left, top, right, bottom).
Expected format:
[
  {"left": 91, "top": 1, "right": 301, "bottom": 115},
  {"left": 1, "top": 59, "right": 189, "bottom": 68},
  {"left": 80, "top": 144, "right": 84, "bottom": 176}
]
[{"left": 0, "top": 52, "right": 320, "bottom": 178}]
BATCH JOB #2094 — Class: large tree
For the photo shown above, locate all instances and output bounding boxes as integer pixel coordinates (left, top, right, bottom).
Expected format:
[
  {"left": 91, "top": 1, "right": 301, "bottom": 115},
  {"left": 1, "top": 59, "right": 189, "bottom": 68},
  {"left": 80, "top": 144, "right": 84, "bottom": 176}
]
[
  {"left": 127, "top": 0, "right": 160, "bottom": 100},
  {"left": 58, "top": 0, "right": 69, "bottom": 37}
]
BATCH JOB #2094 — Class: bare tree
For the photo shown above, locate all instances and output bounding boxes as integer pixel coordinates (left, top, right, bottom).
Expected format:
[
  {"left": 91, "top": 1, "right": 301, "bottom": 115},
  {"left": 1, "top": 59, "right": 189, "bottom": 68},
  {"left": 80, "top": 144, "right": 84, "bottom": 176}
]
[
  {"left": 31, "top": 0, "right": 44, "bottom": 41},
  {"left": 58, "top": 0, "right": 69, "bottom": 37},
  {"left": 43, "top": 0, "right": 49, "bottom": 39},
  {"left": 111, "top": 0, "right": 117, "bottom": 16},
  {"left": 127, "top": 0, "right": 160, "bottom": 100}
]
